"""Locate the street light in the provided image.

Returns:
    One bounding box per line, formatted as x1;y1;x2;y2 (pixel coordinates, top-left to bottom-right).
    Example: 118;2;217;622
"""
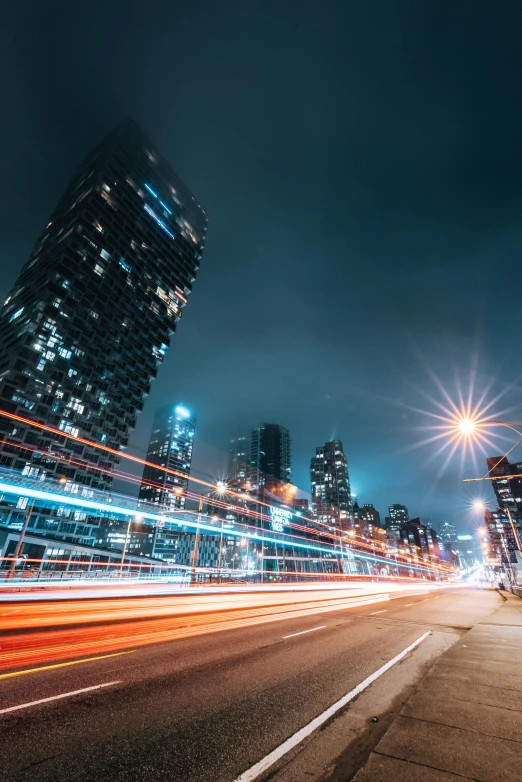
458;418;477;435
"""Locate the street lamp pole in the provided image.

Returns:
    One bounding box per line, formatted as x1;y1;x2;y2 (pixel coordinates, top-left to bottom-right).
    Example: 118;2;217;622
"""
7;498;35;579
217;517;224;584
190;494;204;584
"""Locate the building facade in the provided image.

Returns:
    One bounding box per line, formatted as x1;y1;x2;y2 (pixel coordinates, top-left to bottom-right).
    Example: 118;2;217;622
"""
399;518;440;565
355;502;381;534
228;436;249;487
439;521;458;548
486;456;522;521
249;423;292;493
0;120;206;492
139;404;196;510
310;440;352;533
386;504;410;538
484;508;518;566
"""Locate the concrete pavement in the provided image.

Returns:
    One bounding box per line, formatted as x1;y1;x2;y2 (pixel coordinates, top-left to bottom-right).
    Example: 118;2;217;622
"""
353;590;522;782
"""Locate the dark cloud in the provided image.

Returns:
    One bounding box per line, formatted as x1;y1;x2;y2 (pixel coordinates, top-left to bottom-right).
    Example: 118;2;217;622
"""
2;0;522;529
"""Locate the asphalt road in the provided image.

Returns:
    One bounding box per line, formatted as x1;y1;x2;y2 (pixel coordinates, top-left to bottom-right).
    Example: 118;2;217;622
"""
0;586;498;782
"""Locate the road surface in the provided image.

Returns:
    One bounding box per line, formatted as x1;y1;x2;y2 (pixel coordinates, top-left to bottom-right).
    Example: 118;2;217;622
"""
0;585;498;781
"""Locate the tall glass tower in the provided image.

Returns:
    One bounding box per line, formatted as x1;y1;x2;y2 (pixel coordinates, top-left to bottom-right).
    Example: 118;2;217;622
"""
139;404;196;510
249;423;292;493
227;436;249;486
310;440;352;533
0;120;207;491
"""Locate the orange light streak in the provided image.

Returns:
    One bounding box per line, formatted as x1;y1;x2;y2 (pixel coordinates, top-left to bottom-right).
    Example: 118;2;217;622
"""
0;584;443;671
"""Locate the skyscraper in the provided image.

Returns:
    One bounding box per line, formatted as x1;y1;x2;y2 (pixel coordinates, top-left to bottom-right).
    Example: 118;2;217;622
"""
249;423;292;493
310;440;352;532
0;120;206;490
139;404;196;510
228;436;249;486
439;521;458;549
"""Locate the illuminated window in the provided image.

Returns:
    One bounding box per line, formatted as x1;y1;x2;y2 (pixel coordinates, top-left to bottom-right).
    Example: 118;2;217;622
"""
9;307;24;322
59;421;79;437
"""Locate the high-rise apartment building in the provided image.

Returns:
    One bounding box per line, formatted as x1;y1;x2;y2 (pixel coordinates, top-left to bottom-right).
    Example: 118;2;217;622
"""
399;517;439;562
486;456;522;520
249;423;291;492
228;436;249;486
0;120;206;491
139;404;196;510
357;503;381;530
310;440;352;532
386;504;409;538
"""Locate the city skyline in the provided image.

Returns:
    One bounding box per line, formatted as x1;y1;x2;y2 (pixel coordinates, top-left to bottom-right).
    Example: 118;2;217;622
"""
2;7;519;779
2;3;522;531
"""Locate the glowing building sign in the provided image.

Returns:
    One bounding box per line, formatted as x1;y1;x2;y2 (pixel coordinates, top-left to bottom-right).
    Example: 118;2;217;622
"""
270;505;293;532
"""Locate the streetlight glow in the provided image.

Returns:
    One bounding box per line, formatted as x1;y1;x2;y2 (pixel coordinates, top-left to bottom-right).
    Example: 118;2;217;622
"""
458;418;476;435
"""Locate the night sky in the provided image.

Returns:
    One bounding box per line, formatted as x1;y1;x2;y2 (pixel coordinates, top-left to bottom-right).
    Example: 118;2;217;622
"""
2;1;522;530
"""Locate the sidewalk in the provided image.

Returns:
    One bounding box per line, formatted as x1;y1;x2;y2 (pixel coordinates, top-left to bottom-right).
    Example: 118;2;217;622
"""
353;590;522;781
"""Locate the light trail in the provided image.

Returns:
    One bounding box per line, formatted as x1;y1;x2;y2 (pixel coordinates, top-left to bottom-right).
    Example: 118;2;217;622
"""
0;583;422;631
0;409;454;577
0;583;445;671
0;474;451;575
0;435;373;554
0;408;216;489
0;409;435;561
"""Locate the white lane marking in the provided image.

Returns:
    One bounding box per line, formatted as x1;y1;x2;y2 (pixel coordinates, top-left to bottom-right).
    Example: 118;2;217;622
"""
282;626;326;639
0;681;121;715
369;610;386;615
232;631;431;782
